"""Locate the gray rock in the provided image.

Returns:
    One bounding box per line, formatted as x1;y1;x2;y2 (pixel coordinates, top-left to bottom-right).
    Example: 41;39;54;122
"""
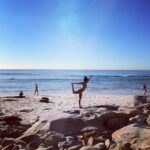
64;110;80;114
27;140;42;150
119;107;143;118
17;134;41;144
107;118;125;131
40;97;49;103
2;144;15;150
79;146;95;150
46;146;57;150
129;115;146;124
44;131;65;146
24;111;84;136
66;136;75;141
3;115;22;125
93;142;106;150
81;126;98;133
1;138;26;147
98;112;129;131
58;140;81;149
68;145;82;150
146;115;150;126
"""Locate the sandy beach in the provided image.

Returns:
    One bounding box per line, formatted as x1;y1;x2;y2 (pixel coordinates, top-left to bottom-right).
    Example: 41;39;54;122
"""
0;93;134;125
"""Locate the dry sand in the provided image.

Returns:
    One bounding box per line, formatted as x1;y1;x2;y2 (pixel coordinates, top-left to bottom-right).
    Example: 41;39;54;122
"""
0;93;134;125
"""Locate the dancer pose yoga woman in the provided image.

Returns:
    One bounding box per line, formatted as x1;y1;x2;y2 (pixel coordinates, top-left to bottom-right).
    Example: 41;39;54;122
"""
72;75;92;108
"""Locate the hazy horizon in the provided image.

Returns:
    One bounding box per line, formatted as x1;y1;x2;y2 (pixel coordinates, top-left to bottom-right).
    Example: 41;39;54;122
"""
0;0;150;70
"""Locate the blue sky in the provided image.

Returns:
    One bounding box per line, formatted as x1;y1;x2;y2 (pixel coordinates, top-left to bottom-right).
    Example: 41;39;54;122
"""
0;0;150;69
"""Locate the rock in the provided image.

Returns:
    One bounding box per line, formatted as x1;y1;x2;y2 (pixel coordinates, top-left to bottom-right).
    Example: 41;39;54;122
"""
93;142;106;150
97;112;129;131
122;142;133;150
3;115;22;125
134;95;147;106
101;131;112;140
92;105;119;110
66;136;75;141
58;140;81;149
8;129;22;138
81;126;98;133
79;146;94;150
87;137;94;146
46;146;57;150
24;111;85;136
17;134;41;144
119;107;143;118
109;143;123;150
44;131;65;147
129;115;146;124
68;145;82;150
112;124;150;149
27;140;42;150
105;139;111;149
147;115;150;126
50;115;85;135
83;130;97;139
1;138;26;147
40;97;49;103
143;109;150;116
19;109;33;112
107;118;125;131
64;110;80;114
109;142;133;150
1;144;15;150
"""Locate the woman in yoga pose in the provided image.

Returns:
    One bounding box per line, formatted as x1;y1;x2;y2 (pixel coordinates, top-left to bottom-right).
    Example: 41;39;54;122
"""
72;75;92;108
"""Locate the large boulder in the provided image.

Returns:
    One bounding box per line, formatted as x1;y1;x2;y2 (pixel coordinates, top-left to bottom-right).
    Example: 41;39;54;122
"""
24;110;105;136
23;111;86;136
98;112;129;131
112;124;150;149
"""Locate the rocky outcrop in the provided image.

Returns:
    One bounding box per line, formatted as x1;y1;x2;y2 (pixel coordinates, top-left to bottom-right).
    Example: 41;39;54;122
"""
112;124;150;149
1;101;150;149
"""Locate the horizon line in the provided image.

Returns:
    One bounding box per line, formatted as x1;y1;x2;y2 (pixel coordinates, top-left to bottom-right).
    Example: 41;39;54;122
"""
0;68;150;71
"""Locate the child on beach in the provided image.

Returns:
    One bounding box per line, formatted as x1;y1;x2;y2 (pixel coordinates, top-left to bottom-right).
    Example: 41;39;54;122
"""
72;75;92;108
34;84;39;96
143;84;147;96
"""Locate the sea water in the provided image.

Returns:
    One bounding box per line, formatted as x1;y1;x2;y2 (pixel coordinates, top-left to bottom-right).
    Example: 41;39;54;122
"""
0;69;150;95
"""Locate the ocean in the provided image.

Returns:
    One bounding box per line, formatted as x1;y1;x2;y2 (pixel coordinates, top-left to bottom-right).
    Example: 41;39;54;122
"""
0;70;150;95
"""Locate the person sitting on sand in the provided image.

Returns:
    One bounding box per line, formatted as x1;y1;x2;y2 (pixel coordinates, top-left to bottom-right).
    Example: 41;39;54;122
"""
34;84;39;96
143;84;147;96
72;75;92;108
19;91;24;98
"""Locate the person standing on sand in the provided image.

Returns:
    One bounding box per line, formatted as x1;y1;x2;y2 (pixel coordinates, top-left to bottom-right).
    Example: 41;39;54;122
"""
71;75;92;108
143;84;147;96
34;84;39;96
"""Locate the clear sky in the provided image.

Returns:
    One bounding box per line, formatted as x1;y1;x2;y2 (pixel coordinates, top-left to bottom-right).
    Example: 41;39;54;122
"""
0;0;150;70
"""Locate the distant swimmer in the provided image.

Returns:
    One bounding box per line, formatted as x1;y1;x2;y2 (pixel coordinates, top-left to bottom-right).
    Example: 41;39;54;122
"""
34;84;39;96
71;75;92;108
143;84;147;96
